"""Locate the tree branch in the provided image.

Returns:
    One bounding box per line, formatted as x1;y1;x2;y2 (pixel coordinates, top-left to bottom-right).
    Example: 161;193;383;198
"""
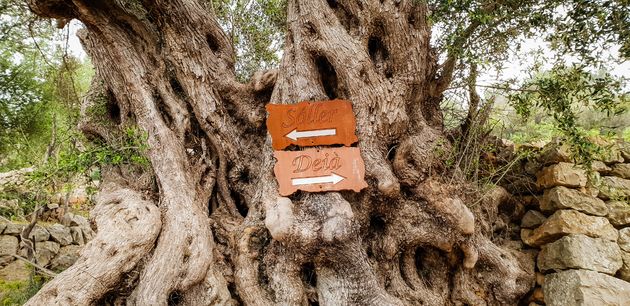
431;21;481;97
12;254;58;278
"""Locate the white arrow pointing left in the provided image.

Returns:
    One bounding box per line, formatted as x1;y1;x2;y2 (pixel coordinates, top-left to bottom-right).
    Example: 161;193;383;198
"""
286;128;336;141
291;173;345;186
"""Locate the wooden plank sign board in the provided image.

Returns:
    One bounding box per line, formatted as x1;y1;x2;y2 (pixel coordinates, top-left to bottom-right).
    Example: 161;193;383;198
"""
273;147;368;196
266;99;359;150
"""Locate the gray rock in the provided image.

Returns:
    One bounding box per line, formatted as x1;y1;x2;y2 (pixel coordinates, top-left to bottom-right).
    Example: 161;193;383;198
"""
606;201;630;227
65;213;89;227
540;186;608;216
539;142;571;165
47;224;73;246
0;221;5;233
0;235;18;266
0;260;30;281
544;269;630;306
610;163;630;179
28;225;50;242
50;245;81;271
598;176;630;200
521;210;547;229
2;222;24;236
619;251;630;282
34;241;60;267
537;234;622;274
523;210;618;247
70;226;85;245
0;235;18;256
537;162;587;189
82;227;95;242
592;160;611;173
619;227;630;252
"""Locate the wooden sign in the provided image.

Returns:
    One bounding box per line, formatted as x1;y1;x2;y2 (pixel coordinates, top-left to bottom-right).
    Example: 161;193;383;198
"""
266;99;359;150
273;147;367;196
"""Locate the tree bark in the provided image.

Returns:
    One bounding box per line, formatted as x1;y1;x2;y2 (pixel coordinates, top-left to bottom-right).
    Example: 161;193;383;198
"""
27;1;534;305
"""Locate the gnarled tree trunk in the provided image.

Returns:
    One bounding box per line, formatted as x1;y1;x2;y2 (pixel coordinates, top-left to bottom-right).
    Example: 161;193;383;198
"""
27;1;534;305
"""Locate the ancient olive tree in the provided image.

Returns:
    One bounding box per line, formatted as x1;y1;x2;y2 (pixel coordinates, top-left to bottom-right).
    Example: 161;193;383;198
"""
24;0;625;305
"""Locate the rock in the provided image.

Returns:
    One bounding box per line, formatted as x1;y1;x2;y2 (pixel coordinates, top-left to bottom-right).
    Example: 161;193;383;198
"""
598;176;630;200
0;221;5;233
610;163;630;179
539;142;571;165
0;235;18;265
80;223;95;242
619;251;630;282
70;226;85;245
523;210;618;247
592;160;612;173
537;162;587;189
619;228;630;252
544;269;630;306
49;245;81;271
65;213;89;227
540;186;608;216
537;234;622;274
521;210;547;228
47;202;60;209
28;225;50;242
521;228;533;242
47;224;73;246
520;141;548;151
606;201;630;227
0;260;30;282
0;235;18;256
2;222;24;236
34;241;60;267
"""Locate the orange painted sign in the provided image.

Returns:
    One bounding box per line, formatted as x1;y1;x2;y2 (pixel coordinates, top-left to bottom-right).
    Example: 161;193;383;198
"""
273;147;367;196
266;99;359;150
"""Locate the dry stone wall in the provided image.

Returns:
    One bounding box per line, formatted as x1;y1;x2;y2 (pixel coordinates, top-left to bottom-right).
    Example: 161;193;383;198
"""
518;141;630;306
0;214;95;282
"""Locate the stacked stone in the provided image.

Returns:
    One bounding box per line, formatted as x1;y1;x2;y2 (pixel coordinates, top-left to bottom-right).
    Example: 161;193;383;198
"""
0;213;94;282
520;142;630;306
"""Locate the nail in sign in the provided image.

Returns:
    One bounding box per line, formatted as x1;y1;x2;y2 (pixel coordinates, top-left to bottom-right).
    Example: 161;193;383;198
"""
273;147;368;196
266;99;359;150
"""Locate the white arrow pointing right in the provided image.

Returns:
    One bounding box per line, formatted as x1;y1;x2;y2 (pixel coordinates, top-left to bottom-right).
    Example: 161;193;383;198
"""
291;173;345;186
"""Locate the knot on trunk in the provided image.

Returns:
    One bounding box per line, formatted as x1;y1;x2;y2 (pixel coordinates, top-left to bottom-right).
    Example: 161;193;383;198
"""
251;69;278;92
393;130;450;187
264;193;356;249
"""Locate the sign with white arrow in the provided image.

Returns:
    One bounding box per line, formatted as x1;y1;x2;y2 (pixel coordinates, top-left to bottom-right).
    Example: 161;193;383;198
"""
292;173;345;186
273;147;367;196
266;99;358;150
286;128;336;141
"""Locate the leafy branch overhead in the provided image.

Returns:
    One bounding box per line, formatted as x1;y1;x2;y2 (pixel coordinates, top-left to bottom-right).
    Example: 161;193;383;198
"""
509;65;629;164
